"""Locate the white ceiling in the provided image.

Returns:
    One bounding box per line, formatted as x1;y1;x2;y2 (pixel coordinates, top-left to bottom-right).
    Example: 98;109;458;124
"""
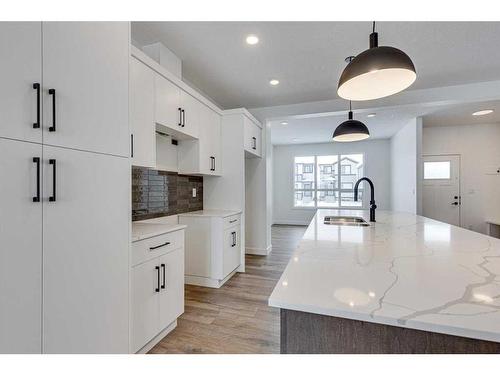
423;100;500;127
132;21;500;109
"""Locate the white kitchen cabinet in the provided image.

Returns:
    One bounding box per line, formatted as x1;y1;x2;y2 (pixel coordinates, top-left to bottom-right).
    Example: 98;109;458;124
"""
131;232;185;353
0;22;42;143
42;146;130;354
154;72;181;132
244;116;262;158
0;138;42;353
130;56;156;168
179;211;242;288
178;104;221;176
131;258;160;353
179;90;200;139
42;22;129;157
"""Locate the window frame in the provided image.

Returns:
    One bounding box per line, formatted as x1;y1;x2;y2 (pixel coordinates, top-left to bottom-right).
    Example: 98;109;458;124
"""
293;154;365;209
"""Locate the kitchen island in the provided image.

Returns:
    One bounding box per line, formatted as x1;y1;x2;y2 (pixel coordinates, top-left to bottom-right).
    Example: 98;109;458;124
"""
269;209;500;353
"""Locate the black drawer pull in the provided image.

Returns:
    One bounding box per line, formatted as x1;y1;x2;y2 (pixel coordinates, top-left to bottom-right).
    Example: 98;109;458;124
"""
161;264;166;289
33;83;40;129
48;89;56;132
49;159;56;202
178;108;182;127
181;109;185;127
32;157;40;202
149;241;170;251
252;136;256;150
229;219;237;223
155;266;160;293
231;231;236;247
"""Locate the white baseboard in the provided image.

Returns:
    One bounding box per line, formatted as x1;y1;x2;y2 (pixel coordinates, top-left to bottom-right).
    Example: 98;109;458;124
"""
136;319;177;354
273;219;310;226
185;268;238;289
246;245;272;256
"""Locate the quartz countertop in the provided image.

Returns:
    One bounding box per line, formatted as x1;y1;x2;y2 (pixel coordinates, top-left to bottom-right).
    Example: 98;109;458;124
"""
177;209;242;218
269;209;500;343
132;222;186;242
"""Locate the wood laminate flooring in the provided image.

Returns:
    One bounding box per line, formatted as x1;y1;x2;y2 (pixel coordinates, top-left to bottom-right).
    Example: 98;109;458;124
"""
149;224;307;354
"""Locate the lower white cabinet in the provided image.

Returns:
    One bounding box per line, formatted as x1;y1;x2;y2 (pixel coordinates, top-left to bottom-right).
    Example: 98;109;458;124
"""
179;211;241;288
131;231;185;353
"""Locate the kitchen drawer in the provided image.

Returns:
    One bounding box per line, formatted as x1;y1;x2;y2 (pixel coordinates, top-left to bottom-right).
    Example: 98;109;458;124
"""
222;226;240;278
223;214;241;229
132;230;184;267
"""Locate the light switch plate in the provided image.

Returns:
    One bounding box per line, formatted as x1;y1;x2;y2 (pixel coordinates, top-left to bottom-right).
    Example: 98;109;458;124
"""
192;188;196;197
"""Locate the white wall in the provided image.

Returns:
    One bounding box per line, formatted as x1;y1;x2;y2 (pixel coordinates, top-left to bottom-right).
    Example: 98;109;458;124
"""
273;139;391;225
422;122;500;234
390;118;421;213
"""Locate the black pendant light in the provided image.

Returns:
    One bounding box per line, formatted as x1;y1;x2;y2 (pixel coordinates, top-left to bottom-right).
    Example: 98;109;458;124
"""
332;101;370;142
337;22;416;101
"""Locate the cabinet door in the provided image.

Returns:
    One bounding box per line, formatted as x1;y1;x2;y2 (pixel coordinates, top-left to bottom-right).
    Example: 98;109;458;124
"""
180;90;200;139
252;125;262;157
131;259;160;353
42;22;129;156
243;117;253;152
154;73;181;130
159;248;185;330
197;104;214;175
222;226;241;278
130;57;156;168
42;146;129;353
0;138;42;353
210;110;222;175
0;22;42;143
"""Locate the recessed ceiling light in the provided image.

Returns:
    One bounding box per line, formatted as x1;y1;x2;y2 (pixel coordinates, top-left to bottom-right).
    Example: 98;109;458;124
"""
280;121;288;125
472;109;494;116
245;35;259;45
292;138;299;142
367;113;376;118
269;79;280;86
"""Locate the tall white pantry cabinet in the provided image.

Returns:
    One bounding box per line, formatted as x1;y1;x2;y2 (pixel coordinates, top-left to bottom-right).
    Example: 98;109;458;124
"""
0;22;130;353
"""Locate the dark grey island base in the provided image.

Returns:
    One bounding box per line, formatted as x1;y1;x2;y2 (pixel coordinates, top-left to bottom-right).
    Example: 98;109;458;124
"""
280;309;500;354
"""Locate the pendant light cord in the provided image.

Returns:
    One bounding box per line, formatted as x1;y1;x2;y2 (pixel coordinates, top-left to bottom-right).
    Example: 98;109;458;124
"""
372;21;376;33
349;101;352;111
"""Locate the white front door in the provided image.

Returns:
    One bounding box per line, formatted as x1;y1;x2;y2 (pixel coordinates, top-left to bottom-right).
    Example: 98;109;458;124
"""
422;154;461;226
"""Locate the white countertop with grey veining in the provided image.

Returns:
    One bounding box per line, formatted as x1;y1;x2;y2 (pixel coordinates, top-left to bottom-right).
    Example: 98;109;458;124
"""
269;209;500;343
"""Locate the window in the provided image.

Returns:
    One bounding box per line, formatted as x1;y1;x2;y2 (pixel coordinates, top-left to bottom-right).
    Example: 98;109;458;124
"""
424;161;450;179
294;154;364;208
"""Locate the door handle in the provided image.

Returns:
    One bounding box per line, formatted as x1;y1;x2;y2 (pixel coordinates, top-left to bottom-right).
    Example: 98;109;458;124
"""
178;107;182;127
161;264;166;289
149;241;170;251
48;89;56;132
213;156;216;171
155;266;160;293
451;202;459;206
181;109;185;127
49;159;56;202
32;157;40;202
231;231;236;247
252;137;256;150
130;134;134;158
33;83;40;129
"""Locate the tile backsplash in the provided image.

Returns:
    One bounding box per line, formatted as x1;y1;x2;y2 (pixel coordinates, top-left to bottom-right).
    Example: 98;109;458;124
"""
132;167;203;221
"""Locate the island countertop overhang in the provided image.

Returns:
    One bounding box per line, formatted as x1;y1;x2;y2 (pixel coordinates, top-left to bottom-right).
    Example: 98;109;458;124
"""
269;209;500;343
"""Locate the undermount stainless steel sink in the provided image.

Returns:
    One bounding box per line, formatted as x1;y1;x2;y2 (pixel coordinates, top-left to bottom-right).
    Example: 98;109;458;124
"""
323;216;370;226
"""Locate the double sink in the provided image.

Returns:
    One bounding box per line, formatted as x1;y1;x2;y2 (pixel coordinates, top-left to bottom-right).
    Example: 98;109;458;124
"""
323;216;370;227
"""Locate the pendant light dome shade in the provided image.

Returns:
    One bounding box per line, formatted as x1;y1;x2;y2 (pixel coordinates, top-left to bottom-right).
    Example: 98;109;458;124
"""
332;110;370;142
337;24;416;101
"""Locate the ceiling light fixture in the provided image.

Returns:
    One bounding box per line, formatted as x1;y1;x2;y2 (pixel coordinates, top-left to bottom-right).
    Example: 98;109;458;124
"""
245;35;259;45
367;113;376;118
333;101;370;142
292;138;299;142
280;121;288;125
269;79;280;86
472;109;494;116
337;22;416;101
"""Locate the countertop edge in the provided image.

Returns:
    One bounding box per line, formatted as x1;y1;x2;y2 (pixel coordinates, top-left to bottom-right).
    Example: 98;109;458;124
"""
132;224;187;243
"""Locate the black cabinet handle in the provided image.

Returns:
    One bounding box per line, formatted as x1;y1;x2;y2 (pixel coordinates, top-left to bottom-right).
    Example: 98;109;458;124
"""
231;231;236;247
130;134;134;158
33;83;40;129
32;157;40;202
252;137;257;150
181;109;185;127
213;156;216;171
161;264;166;289
178;108;182;127
49;159;56;202
48;89;56;132
229;219;237;223
155;266;160;293
149;241;170;251
210;156;215;171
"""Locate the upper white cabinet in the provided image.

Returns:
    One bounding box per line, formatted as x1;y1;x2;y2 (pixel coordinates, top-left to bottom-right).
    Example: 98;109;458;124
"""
42;22;129;156
178;104;221;176
130;57;156;168
244;117;262;158
0;22;42;144
154;72;181;132
0;138;42;353
179;90;200;139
